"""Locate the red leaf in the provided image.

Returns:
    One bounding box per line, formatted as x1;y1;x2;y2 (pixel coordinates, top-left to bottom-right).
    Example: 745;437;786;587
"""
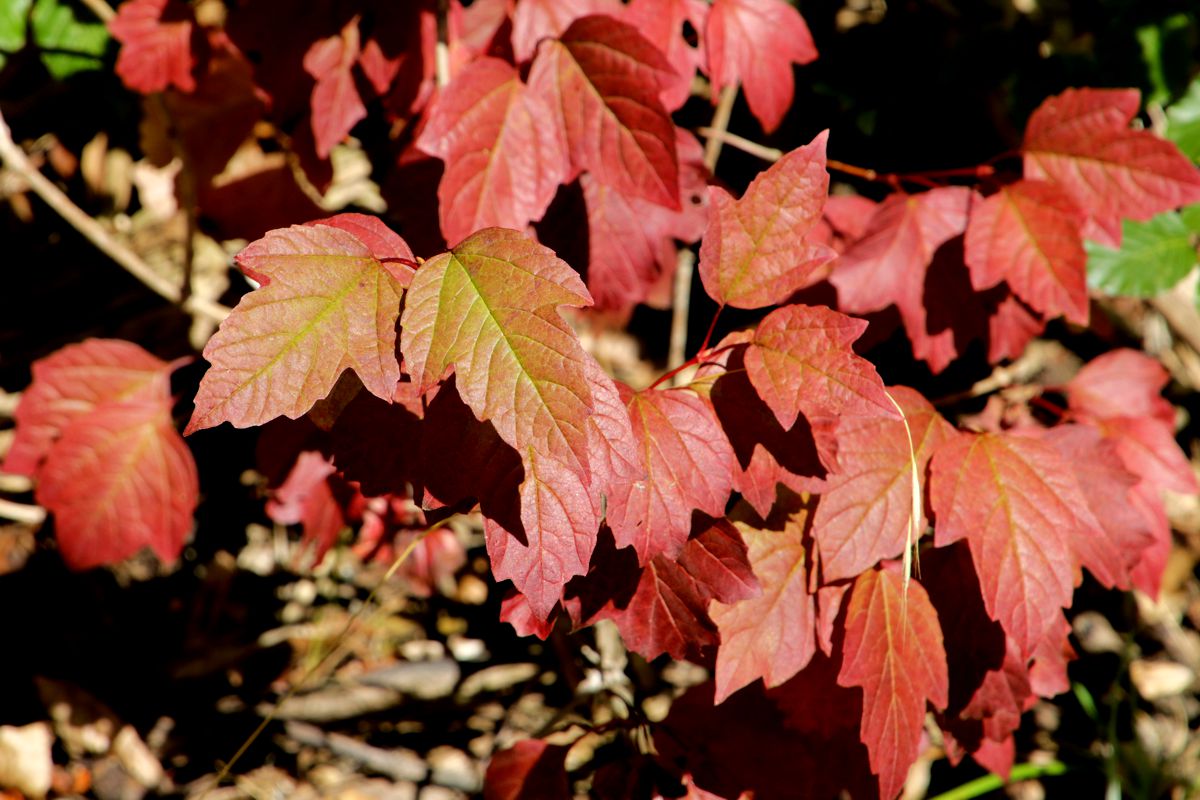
930;431;1087;657
987;293;1044;364
624;0;709;111
109;0;197;94
306;212;416;283
500;591;556;640
303;17;367;159
1129;481;1172;599
1066;348;1175;429
526;15;680;209
572;521;757;662
580;364;647;558
1023;88;1200;244
38;402;197;570
964;180;1089;324
578;129;708;312
830;187;972;365
745;303;895;430
699;132;834;309
187;221;408;433
813;386;955;581
604;386;736;563
838;568;948;800
705;341;837;519
417;58;568;245
1095;415;1197;496
1037;425;1156;590
484;739;571;800
401;228;595;480
510;0;622;63
6;339;176;478
711;499;818;701
705;0;817;133
267;450;349;564
485;447;599;621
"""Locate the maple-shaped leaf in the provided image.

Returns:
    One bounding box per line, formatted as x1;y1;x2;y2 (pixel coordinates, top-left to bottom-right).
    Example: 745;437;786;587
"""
711;498;818;702
187;220;409;434
1038;425;1156;591
930;431;1089;658
964;180;1089;324
38;401;197;570
308;213;417;278
577;129;708;313
400;227;595;478
1094;415;1197;496
745;303;895;430
704;340;838;519
813;386;955;582
510;0;622;63
987;292;1044;364
484;739;571;800
5;339;177;478
568;521;757;662
624;0;708;111
580;363;647;557
705;0;817;134
417;57;568;246
838;567;948;800
604;386;736;563
698;132;834;309
830;187;972;363
1022;88;1200;244
526;15;680;209
485;446;599;621
266;450;349;564
1066;348;1175;429
108;0;197;94
304;16;367;159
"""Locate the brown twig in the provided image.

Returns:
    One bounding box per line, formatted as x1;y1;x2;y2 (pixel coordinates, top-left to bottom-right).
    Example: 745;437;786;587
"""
0;108;230;322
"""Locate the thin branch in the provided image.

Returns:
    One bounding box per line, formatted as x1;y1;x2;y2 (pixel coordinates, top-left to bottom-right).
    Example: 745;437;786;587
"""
667;248;695;375
0;498;45;526
0;109;230;322
699;126;782;164
434;0;451;89
702;83;739;172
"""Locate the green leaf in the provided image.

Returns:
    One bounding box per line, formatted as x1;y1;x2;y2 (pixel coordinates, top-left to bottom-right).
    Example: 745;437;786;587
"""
1086;210;1197;297
0;0;31;71
30;0;109;79
1167;77;1200;163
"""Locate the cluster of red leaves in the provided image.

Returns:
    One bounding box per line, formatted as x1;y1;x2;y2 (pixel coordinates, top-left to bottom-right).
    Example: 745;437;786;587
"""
4;340;196;570
6;1;1194;798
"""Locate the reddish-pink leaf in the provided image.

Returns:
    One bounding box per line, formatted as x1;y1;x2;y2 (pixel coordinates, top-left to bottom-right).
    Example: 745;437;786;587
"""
698;132;834;308
401;228;595;479
580;365;647;558
1038;425;1156;590
624;0;709;111
38;402;197;570
5;339;176;478
706;0;817;133
1066;348;1175;429
485;447;599;621
417;58;569;246
526;15;680;209
711;501;818;702
510;0;621;63
305;212;416;284
964;180;1089;324
838;568;948;800
1129;481;1171;599
813;386;955;581
578;129;708;312
575;521;758;662
109;0;197;94
266;450;348;564
605;386;736;563
830;187;972;363
187;221;408;433
303;17;367;159
987;293;1044;364
1095;415;1198;496
1023;88;1200;244
745;303;895;430
500;591;557;640
484;739;571;800
930;431;1087;657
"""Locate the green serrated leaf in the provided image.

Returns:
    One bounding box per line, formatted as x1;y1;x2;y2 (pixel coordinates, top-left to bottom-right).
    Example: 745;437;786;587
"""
0;0;32;70
1086;211;1197;297
1167;77;1200;163
30;0;109;80
1180;202;1200;234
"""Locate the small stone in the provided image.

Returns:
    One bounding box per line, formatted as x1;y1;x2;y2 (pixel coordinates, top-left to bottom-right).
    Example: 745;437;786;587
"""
457;663;539;700
1130;659;1194;701
427;746;481;792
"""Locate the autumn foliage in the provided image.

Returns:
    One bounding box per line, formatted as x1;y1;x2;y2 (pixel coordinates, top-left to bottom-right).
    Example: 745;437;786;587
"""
7;0;1200;797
